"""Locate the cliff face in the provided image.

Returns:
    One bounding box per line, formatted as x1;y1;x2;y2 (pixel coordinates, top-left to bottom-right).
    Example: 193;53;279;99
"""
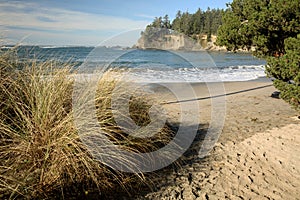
136;33;201;51
136;33;227;51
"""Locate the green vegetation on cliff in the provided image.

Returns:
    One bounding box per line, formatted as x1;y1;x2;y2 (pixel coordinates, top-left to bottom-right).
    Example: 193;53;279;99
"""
145;8;224;41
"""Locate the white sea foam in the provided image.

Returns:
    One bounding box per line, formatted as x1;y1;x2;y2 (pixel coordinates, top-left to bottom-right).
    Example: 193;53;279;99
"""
0;46;13;49
40;46;67;49
127;65;266;83
73;65;266;83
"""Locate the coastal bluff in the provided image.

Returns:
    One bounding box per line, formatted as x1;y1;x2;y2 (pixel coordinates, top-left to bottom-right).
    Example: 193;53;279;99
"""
135;32;227;51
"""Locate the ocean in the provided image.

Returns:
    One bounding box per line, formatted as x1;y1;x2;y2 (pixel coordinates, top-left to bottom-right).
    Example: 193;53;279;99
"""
5;46;267;83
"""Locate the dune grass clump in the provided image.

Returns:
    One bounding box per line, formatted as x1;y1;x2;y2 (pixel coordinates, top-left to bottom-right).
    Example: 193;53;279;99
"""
95;71;175;153
0;59;114;198
0;50;176;199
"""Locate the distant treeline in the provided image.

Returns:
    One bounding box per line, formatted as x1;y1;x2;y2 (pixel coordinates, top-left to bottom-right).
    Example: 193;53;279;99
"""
146;8;224;41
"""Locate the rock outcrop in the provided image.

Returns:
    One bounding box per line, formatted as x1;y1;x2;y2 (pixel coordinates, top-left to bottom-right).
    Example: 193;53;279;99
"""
135;32;227;51
136;32;201;51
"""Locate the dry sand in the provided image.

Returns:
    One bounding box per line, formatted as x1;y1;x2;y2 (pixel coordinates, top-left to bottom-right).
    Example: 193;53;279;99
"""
132;79;300;200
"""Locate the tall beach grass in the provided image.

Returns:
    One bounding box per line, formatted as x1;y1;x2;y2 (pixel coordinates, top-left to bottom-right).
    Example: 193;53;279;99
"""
0;48;175;199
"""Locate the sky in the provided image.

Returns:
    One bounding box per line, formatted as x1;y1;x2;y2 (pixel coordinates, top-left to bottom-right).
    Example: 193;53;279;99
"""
0;0;231;46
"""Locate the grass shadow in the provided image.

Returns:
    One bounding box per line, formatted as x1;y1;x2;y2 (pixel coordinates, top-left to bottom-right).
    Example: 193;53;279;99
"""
96;123;211;200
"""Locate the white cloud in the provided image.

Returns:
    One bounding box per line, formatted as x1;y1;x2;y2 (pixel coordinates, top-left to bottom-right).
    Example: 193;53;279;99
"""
0;2;149;30
1;25;144;47
0;1;150;45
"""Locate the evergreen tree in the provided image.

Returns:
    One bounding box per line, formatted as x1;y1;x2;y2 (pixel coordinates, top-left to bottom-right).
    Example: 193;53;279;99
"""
266;35;300;110
217;0;300;110
203;7;213;41
217;0;300;56
172;11;182;32
152;17;163;28
192;8;203;34
142;6;224;44
163;15;171;29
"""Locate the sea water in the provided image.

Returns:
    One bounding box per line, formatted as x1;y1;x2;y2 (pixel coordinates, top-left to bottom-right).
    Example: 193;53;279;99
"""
10;46;266;83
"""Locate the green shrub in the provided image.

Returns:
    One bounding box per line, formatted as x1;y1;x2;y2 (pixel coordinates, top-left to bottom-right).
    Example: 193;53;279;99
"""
217;0;300;112
266;35;300;110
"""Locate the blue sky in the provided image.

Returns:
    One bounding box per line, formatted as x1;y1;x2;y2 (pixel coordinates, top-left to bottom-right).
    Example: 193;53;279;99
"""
0;0;231;46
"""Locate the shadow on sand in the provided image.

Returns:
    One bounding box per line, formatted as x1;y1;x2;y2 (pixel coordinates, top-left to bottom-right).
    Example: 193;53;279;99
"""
82;84;277;199
101;123;212;200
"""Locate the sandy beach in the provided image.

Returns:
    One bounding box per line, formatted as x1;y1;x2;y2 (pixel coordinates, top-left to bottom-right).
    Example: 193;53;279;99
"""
2;1;299;198
131;78;300;199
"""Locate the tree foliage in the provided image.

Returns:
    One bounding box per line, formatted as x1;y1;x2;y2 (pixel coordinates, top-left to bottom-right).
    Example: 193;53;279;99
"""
218;0;300;110
146;8;224;39
217;0;300;56
266;35;300;110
